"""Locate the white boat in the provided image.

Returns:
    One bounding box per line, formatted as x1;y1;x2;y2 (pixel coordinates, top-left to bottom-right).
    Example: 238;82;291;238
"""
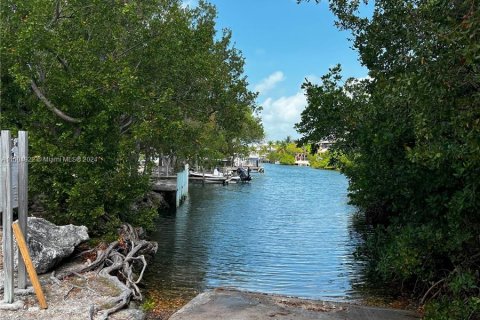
189;171;223;178
189;170;227;183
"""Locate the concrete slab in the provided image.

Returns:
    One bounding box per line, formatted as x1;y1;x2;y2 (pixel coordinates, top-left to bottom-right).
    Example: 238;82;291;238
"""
169;288;419;320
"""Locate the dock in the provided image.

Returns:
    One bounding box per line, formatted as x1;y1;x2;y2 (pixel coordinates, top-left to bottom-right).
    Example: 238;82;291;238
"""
150;164;189;207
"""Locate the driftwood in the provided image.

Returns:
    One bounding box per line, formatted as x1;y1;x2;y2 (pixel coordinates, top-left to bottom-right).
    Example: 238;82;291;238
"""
55;224;158;320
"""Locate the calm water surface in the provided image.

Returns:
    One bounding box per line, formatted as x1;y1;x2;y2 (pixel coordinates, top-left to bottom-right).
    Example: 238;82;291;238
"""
145;164;364;301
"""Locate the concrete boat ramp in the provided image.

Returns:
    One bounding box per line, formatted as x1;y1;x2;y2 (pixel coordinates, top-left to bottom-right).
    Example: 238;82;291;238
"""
169;288;419;320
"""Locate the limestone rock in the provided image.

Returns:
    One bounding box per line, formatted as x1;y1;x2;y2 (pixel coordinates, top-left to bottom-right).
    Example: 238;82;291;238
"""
26;217;89;274
109;308;146;320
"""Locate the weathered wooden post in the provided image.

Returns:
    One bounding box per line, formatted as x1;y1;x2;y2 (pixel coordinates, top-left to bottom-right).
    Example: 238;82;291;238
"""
1;130;14;303
1;130;28;302
184;164;189;200
17;131;28;289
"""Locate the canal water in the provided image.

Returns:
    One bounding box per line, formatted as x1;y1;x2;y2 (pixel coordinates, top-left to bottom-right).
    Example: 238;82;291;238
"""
145;163;364;305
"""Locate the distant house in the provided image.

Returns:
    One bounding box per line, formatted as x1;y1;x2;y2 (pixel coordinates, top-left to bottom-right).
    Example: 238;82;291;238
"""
233;152;261;167
246;152;260;167
317;140;334;153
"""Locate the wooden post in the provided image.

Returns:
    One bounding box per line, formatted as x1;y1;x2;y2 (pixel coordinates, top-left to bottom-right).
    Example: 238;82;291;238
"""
166;157;169;177
184;164;189;200
1;130;14;303
176;168;182;208
12;221;48;309
176;173;180;208
17;131;28;289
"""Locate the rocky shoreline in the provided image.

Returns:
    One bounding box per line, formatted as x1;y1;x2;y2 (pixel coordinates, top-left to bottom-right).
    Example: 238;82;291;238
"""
0;219;155;320
0;268;145;320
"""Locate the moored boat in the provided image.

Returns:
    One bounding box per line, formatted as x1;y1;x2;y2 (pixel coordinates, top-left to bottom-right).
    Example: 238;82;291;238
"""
189;171;227;184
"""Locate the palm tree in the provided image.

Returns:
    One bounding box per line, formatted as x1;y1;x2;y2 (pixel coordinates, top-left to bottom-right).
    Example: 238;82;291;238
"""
267;140;274;152
277;140;288;154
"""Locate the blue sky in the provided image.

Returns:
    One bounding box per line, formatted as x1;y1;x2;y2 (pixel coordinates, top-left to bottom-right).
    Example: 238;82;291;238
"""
184;0;368;141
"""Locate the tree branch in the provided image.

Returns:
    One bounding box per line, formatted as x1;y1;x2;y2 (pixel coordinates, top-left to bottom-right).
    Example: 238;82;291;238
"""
420;278;446;305
30;80;82;123
47;0;61;28
120;115;134;134
56;55;71;72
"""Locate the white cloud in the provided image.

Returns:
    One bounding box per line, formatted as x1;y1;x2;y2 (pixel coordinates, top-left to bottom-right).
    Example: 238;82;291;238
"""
254;71;285;95
261;92;306;141
258;73;370;141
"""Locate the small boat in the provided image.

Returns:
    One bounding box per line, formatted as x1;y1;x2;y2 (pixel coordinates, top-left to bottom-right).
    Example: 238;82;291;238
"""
189;170;227;184
189;172;224;178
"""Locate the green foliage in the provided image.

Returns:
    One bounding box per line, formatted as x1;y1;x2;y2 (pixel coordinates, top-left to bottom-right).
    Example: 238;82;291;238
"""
266;139;305;165
278;153;295;165
0;0;263;234
297;0;480;317
308;150;349;170
309;152;332;169
140;297;156;312
424;296;480;320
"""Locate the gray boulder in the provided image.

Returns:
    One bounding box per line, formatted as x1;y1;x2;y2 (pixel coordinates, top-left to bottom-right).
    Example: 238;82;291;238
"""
25;217;89;274
109;309;146;320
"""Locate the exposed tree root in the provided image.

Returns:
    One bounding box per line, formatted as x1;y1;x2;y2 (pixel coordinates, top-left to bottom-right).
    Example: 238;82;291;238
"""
54;224;158;319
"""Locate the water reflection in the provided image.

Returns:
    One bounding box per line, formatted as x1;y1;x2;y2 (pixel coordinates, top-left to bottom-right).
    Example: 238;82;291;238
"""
145;164;364;301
